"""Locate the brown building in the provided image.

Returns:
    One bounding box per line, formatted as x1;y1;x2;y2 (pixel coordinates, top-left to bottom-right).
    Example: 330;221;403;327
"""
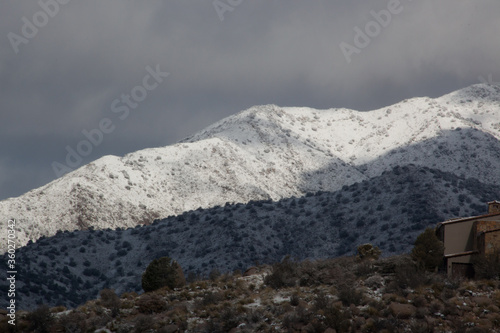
436;201;500;277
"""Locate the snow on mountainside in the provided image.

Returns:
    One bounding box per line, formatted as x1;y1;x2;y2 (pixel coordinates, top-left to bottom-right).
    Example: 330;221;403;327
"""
1;84;500;251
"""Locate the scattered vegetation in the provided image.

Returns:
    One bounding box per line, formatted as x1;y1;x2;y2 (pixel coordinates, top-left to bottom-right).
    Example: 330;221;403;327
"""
8;249;500;333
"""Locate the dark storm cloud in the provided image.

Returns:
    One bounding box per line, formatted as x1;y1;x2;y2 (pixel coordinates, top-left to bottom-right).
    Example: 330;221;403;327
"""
1;0;499;199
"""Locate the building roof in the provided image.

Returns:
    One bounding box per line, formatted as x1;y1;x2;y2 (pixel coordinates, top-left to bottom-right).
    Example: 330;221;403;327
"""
488;200;500;204
436;211;500;229
444;250;478;259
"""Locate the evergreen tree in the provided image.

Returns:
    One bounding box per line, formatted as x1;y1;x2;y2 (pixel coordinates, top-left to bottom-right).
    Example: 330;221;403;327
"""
411;228;444;271
141;257;185;292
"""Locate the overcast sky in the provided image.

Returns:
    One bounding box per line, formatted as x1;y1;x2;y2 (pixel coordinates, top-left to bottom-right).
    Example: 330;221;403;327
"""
0;0;499;200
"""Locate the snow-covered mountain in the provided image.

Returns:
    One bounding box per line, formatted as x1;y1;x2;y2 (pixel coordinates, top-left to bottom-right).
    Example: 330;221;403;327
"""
1;84;500;251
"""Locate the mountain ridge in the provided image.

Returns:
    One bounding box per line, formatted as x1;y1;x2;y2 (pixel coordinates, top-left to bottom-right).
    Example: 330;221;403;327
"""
1;84;500;251
2;164;500;309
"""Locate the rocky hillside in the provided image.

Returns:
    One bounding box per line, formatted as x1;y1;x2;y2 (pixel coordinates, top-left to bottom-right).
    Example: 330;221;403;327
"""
1;84;500;252
5;255;500;333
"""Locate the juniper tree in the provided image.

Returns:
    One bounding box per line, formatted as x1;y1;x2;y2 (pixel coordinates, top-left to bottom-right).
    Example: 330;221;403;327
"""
141;257;185;292
411;228;444;271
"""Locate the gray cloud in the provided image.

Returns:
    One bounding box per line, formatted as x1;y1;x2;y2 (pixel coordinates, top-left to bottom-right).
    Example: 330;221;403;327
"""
1;0;499;199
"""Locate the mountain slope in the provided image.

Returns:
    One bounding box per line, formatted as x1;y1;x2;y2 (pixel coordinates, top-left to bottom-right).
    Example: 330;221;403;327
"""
1;84;500;251
2;164;500;310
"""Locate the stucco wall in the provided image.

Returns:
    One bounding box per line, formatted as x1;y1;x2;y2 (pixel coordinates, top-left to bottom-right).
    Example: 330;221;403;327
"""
480;230;500;255
442;220;476;255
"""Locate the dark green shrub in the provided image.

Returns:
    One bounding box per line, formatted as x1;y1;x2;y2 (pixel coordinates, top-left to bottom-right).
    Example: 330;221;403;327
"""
82;268;100;277
27;304;54;333
141;257;185;292
290;293;300;306
411;228;444;271
337;283;363;306
62;266;70;275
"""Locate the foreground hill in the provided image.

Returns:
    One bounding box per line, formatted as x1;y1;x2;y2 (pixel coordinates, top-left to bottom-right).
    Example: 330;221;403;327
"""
5;255;500;333
1;84;500;251
2;164;499;310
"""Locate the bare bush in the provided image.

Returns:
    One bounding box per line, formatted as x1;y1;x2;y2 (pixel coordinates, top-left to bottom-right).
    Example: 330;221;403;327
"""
57;311;87;333
99;289;121;317
264;256;298;289
137;293;168;314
